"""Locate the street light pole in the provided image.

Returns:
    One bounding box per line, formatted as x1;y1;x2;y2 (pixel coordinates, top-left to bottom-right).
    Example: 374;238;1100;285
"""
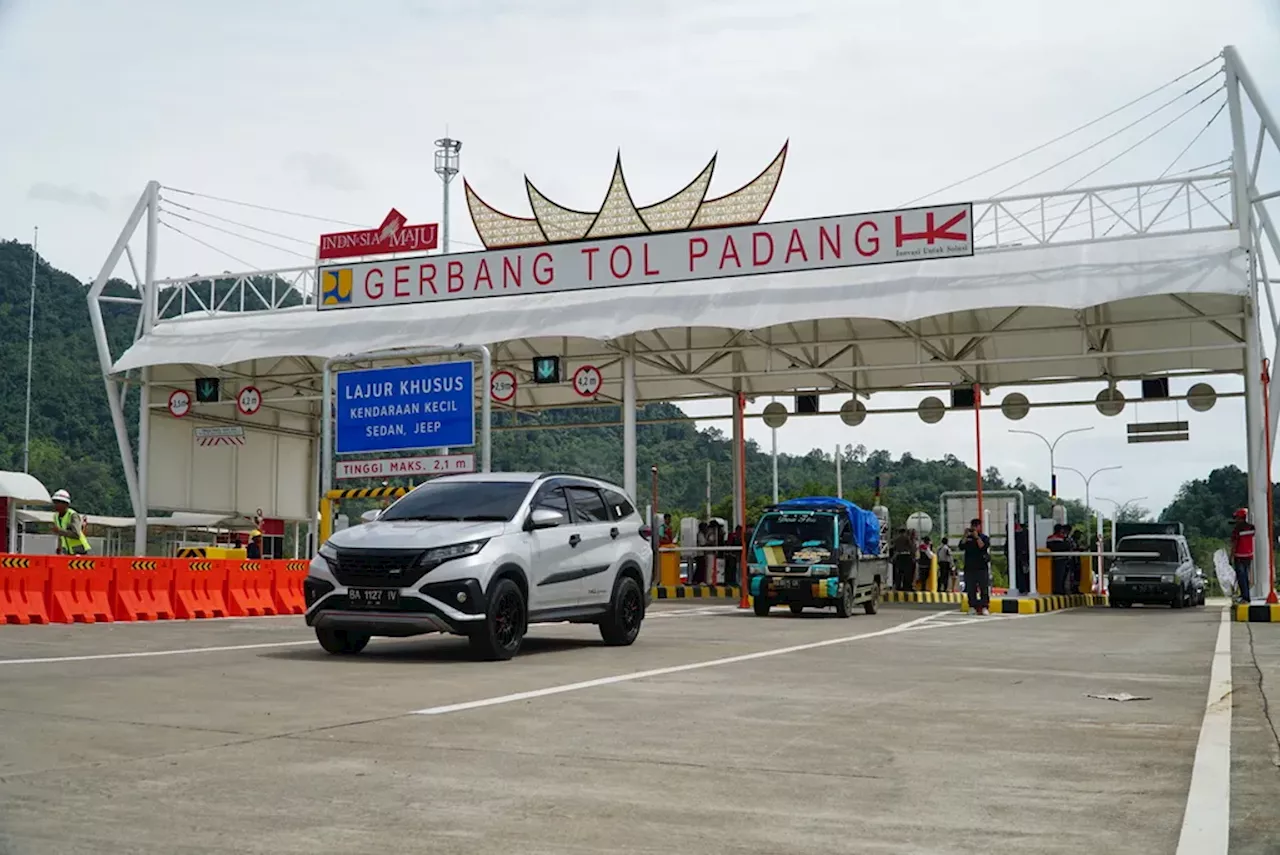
1056;465;1123;518
1008;426;1095;499
1095;494;1148;554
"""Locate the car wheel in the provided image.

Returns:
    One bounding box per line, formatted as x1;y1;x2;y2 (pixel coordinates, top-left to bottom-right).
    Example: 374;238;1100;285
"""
1171;587;1184;609
1109;598;1121;608
1197;590;1206;607
470;577;526;661
789;604;804;615
600;575;645;646
864;583;880;615
753;594;771;617
836;581;856;618
315;627;370;655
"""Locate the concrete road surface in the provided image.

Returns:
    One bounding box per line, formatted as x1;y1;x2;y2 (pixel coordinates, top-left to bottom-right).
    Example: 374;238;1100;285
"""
0;600;1275;854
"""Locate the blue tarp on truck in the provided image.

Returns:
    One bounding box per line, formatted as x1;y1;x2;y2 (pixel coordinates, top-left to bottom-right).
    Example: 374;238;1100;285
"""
773;496;882;557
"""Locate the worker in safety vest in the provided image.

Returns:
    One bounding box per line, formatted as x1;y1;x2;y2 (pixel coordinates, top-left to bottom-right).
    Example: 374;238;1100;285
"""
50;489;91;555
1229;508;1255;604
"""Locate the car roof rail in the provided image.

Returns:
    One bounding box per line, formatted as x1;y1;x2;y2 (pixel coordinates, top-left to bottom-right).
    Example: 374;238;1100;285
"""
538;472;615;485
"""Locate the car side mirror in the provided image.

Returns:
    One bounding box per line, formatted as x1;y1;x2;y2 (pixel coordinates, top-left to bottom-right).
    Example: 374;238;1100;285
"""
360;509;382;523
528;508;566;530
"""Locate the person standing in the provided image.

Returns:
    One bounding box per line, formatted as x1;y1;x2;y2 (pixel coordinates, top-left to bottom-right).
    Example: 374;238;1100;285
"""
962;519;992;615
245;530;264;560
1046;525;1069;594
915;537;935;591
50;489;91;555
1013;522;1030;593
890;528;913;590
936;538;954;593
1229;508;1256;604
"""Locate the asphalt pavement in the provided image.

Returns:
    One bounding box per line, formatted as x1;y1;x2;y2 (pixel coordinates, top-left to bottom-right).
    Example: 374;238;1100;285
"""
0;600;1274;854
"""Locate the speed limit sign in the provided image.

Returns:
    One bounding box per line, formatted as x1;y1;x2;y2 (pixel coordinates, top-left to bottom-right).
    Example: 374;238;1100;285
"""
236;385;262;416
572;365;603;398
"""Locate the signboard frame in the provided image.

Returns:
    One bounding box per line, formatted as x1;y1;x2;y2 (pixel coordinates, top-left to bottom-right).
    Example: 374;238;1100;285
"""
335;453;476;480
334;360;476;455
315;202;973;311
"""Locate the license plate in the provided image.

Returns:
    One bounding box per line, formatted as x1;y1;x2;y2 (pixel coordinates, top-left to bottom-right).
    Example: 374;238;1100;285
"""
772;577;803;588
347;588;400;608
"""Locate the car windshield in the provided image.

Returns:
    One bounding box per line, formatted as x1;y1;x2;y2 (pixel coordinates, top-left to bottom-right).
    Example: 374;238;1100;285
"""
1116;537;1179;563
750;511;836;564
379;481;530;522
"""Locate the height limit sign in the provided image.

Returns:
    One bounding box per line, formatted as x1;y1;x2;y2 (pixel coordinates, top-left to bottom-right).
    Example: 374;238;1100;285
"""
572;365;603;398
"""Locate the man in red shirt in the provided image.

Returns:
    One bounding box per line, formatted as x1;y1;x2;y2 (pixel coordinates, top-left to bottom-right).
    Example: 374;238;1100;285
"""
1229;508;1255;604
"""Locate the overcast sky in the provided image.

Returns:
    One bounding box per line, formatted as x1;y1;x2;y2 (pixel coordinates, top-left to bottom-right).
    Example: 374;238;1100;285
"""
3;0;1279;517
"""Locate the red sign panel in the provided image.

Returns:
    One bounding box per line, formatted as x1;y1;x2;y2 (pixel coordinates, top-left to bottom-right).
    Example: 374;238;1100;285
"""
318;209;440;261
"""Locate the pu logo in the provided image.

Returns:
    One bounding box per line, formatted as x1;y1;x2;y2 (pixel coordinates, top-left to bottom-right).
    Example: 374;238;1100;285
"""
322;268;353;305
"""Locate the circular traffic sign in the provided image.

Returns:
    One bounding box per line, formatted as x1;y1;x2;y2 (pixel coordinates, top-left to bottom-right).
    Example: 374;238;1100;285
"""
168;389;192;418
236;385;263;416
490;370;517;403
572;365;603;398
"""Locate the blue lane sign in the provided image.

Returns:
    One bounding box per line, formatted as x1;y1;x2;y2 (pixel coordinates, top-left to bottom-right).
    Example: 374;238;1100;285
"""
335;361;475;454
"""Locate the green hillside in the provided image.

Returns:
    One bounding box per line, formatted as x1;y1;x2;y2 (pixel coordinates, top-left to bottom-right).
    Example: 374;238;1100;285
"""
0;239;1258;553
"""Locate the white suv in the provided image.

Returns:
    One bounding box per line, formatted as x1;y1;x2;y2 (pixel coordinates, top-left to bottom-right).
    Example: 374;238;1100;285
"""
305;472;653;660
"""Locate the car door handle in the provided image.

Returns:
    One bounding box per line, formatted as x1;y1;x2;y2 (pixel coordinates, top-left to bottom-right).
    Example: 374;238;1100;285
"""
569;534;581;547
610;527;619;539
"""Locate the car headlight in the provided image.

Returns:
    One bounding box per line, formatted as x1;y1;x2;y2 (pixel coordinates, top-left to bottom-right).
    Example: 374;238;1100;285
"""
420;539;489;568
1111;574;1126;583
318;542;338;563
1161;575;1174;584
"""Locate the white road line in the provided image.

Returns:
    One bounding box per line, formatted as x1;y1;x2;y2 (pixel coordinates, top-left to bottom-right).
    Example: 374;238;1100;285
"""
414;610;981;716
1175;607;1232;855
0;640;315;666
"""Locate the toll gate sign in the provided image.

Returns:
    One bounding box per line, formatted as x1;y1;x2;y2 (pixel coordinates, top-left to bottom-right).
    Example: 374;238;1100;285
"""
335;361;475;454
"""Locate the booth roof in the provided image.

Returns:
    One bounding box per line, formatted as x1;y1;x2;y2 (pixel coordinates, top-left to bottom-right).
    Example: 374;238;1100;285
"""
0;471;51;503
113;231;1246;377
16;510;236;529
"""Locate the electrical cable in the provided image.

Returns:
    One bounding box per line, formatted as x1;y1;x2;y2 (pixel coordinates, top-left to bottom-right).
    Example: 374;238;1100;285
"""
160;221;257;270
161;186;368;228
899;53;1223;206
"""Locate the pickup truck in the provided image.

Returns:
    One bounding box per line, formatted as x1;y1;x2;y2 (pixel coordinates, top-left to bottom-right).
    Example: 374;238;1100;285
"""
1108;533;1206;609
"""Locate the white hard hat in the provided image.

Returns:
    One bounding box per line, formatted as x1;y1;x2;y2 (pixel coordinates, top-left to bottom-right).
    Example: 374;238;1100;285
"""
51;489;71;503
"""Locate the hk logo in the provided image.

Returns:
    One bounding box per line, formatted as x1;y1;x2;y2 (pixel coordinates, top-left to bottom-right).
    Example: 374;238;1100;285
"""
322;268;353;305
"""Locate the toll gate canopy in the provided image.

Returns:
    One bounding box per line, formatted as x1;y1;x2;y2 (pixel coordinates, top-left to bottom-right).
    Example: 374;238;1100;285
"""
90;47;1280;599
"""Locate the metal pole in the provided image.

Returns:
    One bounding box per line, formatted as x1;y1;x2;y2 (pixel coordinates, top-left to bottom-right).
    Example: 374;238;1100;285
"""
1006;500;1018;596
623;350;637;500
1227;49;1269;600
705;462;711;520
974;383;983;522
835;444;842;499
771;428;779;503
1027;506;1038;596
134;182;159;557
737;392;750;609
23;227;37;474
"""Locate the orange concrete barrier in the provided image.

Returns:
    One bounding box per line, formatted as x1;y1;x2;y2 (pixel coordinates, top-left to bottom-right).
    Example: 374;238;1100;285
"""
48;555;114;623
172;559;229;619
111;558;176;621
272;559;309;615
0;555;50;625
225;560;278;617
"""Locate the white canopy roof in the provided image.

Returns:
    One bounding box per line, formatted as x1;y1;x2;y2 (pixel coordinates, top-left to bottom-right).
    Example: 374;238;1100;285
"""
0;471;51;503
114;232;1246;387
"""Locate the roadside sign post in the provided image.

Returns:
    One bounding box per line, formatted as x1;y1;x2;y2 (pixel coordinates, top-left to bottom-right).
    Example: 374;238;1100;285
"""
319;345;492;544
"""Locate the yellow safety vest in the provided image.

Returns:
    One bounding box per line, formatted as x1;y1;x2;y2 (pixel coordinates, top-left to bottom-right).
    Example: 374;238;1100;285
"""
55;508;91;554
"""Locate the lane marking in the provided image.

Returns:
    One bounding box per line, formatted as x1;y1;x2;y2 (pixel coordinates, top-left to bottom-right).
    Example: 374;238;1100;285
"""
413;610;1057;716
1175;607;1231;855
0;640;315;666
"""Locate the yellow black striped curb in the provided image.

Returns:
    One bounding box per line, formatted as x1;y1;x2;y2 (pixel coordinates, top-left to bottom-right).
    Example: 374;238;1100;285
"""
650;585;742;599
883;591;966;604
961;594;1109;614
1233;604;1280;622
